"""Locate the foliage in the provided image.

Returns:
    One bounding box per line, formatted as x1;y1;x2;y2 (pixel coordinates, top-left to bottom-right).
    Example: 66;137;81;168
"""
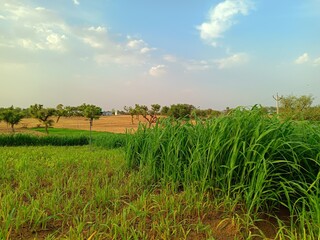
168;103;195;119
29;104;56;134
0;146;228;239
32;127;126;149
0;106;24;132
279;94;314;120
126;107;320;238
0;134;89;146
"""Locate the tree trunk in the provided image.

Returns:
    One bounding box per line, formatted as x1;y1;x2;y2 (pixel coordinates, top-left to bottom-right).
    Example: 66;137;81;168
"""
11;124;15;133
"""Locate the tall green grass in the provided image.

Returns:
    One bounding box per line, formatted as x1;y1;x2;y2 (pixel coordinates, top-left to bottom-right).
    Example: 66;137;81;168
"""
0;128;126;148
125;107;320;238
32;128;127;149
0;134;89;146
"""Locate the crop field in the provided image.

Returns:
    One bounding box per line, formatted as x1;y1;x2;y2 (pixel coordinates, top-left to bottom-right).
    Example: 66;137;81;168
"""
0;115;147;134
0;108;319;239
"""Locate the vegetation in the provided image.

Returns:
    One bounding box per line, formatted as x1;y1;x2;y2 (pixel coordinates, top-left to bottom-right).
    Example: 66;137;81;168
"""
29;104;56;134
78;104;102;145
0;146;233;239
126;107;320;239
0;134;89;146
0;106;25;132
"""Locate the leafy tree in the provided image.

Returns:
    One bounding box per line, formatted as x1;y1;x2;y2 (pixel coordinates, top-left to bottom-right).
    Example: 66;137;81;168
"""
139;104;161;127
29;104;56;134
1;106;25;132
280;95;314;120
79;104;102;145
169;104;195;119
160;106;170;115
124;106;136;124
55;104;66;123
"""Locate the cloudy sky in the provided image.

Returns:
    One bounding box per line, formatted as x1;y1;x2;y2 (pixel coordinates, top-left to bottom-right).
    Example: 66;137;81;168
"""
0;0;319;110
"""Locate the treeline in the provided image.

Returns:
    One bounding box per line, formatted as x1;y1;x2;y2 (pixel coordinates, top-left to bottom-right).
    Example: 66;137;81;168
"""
1;95;320;133
0;103;102;133
123;103;222;126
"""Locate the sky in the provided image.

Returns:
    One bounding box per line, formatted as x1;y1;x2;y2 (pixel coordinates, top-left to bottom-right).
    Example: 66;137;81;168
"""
0;0;319;111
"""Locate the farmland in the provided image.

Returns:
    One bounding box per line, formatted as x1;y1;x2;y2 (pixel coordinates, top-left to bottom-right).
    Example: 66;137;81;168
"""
0;110;319;239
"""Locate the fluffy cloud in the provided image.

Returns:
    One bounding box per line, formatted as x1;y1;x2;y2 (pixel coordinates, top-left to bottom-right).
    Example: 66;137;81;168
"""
163;54;177;62
215;53;248;69
149;65;167;77
185;60;210;71
72;0;80;5
126;37;156;54
294;53;309;64
0;3;68;52
313;57;320;66
197;0;254;46
88;26;106;33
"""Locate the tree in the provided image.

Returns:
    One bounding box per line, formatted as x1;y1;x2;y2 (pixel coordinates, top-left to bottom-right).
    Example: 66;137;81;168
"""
139;104;161;127
29;104;56;134
160;106;170;115
124;106;136;124
280;95;314;120
1;106;25;132
79;104;102;145
55;104;66;123
169;104;195;119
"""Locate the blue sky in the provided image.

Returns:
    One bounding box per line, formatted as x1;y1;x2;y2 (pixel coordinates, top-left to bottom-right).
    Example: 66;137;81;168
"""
0;0;319;110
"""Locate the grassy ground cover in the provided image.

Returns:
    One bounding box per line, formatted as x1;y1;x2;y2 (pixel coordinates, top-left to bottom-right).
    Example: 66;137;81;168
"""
126;108;320;239
0;128;126;149
0;146;247;240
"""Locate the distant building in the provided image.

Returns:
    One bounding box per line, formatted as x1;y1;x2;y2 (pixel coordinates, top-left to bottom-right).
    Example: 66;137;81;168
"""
102;111;113;116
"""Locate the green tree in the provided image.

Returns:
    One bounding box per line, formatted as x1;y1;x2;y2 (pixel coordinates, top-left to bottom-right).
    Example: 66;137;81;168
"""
160;106;170;115
124;106;136;124
79;104;102;145
280;95;314;120
29;104;56;134
139;104;161;127
55;104;66;123
169;104;195;119
1;106;25;132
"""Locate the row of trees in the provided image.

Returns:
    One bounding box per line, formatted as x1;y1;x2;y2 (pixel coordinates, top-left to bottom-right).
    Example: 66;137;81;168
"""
1;95;319;133
123;95;320;125
0;104;102;133
124;103;226;125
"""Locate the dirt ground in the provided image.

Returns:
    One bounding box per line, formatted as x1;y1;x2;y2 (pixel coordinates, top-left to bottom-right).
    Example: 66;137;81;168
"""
0;115;149;133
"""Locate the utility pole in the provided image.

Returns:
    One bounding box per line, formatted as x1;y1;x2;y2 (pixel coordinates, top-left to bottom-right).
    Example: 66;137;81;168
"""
273;93;283;115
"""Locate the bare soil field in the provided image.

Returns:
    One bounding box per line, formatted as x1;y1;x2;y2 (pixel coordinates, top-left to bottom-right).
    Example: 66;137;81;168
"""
0;115;149;133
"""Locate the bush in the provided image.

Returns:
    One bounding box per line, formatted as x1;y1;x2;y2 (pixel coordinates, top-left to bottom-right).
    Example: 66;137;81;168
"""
0;134;89;146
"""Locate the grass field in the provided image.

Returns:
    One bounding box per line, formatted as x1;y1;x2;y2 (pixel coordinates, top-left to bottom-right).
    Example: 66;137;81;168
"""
0;110;319;239
0;146;250;240
0;115;147;134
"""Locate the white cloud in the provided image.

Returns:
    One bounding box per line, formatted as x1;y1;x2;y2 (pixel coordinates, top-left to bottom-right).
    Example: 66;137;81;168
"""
127;39;145;49
294;53;309;64
185;60;210;71
197;0;254;46
163;54;177;62
83;37;104;48
126;38;156;54
140;47;156;54
73;0;80;5
0;15;6;20
313;57;320;66
215;53;248;69
149;65;167;77
88;26;106;33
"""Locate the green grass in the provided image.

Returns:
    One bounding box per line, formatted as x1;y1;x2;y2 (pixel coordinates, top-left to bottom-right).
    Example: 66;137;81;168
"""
31;127;107;137
0;128;126;148
126;107;320;239
0;146;240;239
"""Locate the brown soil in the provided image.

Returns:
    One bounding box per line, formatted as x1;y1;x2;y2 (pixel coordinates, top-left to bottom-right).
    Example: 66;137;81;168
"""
0;115;149;134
